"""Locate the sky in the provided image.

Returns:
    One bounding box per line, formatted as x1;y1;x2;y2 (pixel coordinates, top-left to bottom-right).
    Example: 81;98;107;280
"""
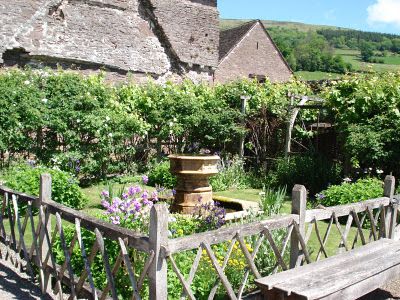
218;0;400;35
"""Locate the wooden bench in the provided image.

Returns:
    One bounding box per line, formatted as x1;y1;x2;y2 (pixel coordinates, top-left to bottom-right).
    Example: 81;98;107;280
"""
255;238;400;300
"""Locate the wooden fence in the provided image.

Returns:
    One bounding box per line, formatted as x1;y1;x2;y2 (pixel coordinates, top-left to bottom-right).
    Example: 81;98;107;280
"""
0;174;399;299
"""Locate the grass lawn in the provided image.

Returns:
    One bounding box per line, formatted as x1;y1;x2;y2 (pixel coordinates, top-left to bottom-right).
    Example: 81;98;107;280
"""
335;49;400;72
295;71;343;81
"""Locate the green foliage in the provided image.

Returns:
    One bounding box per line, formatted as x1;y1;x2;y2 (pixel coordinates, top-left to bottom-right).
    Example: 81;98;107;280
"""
147;160;177;189
3;163;88;209
260;186;287;216
325;72;400;173
268;29;352;73
360;41;375;62
316;178;383;207
210;157;251;192
267;154;343;195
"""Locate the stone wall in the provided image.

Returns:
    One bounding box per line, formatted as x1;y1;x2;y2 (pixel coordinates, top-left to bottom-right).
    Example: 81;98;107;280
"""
0;0;219;82
214;22;293;83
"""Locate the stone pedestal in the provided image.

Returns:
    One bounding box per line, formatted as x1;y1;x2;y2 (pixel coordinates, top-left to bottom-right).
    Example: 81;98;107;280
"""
169;154;220;214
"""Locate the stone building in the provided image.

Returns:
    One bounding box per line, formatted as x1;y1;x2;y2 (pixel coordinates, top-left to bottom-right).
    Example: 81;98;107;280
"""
215;20;293;83
0;1;291;83
0;0;219;82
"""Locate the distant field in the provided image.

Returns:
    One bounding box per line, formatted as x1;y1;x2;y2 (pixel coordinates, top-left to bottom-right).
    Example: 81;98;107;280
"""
334;49;400;72
295;71;343;81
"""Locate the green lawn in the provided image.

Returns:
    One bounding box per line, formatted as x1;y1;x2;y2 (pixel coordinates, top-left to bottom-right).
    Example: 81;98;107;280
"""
295;71;343;81
335;49;400;72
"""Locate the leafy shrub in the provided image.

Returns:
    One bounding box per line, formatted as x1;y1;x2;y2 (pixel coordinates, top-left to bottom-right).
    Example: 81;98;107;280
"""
147;160;177;189
325;72;400;174
260;186;287;216
3;163;88;209
316;178;383;207
267;154;342;195
210;157;251;192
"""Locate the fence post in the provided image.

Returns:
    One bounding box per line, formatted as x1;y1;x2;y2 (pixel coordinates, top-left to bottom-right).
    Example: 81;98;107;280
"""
39;173;52;294
149;203;169;300
384;175;396;239
290;184;307;269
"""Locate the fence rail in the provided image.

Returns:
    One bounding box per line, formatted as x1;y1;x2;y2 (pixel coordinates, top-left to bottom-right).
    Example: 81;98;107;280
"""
0;174;399;299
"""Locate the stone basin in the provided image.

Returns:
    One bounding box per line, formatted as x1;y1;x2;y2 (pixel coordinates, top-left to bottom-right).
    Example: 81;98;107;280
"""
169;154;220;213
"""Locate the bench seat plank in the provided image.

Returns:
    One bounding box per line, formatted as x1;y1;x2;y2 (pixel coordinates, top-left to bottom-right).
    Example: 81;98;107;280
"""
255;239;400;300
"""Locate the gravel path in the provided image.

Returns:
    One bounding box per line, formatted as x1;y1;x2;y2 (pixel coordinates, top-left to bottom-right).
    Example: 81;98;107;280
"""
0;259;54;300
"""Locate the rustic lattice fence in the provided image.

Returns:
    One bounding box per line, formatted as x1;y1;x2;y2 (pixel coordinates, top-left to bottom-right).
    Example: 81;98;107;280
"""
0;174;399;299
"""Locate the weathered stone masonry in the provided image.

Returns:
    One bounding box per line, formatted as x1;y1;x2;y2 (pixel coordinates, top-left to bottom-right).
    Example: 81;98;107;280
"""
0;0;219;82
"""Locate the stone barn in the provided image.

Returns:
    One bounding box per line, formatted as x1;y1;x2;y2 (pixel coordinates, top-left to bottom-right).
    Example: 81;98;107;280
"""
215;20;293;83
0;0;220;82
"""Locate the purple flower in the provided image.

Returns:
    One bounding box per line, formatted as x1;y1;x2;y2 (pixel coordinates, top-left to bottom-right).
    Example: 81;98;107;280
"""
316;193;326;200
75;166;81;173
122;193;128;200
101;190;110;198
142;175;149;185
101;200;110;209
110;216;120;225
172;189;176;196
141;191;149;200
151;191;158;201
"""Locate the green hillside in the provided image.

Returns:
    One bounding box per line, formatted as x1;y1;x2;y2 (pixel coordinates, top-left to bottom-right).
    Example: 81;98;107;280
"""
220;19;343;32
220;19;400;81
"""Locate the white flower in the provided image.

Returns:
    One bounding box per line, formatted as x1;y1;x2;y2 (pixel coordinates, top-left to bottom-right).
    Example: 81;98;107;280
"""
169;216;177;223
42;98;48;104
77;119;81;123
173;117;177;122
24;80;30;85
343;177;352;183
259;192;266;196
376;169;384;174
169;121;173;127
108;133;113;137
105;116;110;122
169;130;173;135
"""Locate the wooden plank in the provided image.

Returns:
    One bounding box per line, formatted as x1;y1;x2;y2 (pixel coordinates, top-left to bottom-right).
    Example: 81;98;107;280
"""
95;228;118;300
180;246;202;299
39;205;63;299
137;251;155;292
0;186;38;204
313;219;328;260
366;207;378;241
56;212;77;299
167;214;298;255
238;233;265;298
237;233;261;278
332;212;349;251
305;197;390;222
207;239;235;299
169;254;196;300
117;238;141;300
272;225;292;274
290;185;307;269
255;239;394;291
288;240;400;299
149;204;168;300
263;226;288;271
292;221;311;265
12;195;33;277
202;242;237;300
317;263;400;300
75;218;98;299
352;210;366;246
28;201;45;291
